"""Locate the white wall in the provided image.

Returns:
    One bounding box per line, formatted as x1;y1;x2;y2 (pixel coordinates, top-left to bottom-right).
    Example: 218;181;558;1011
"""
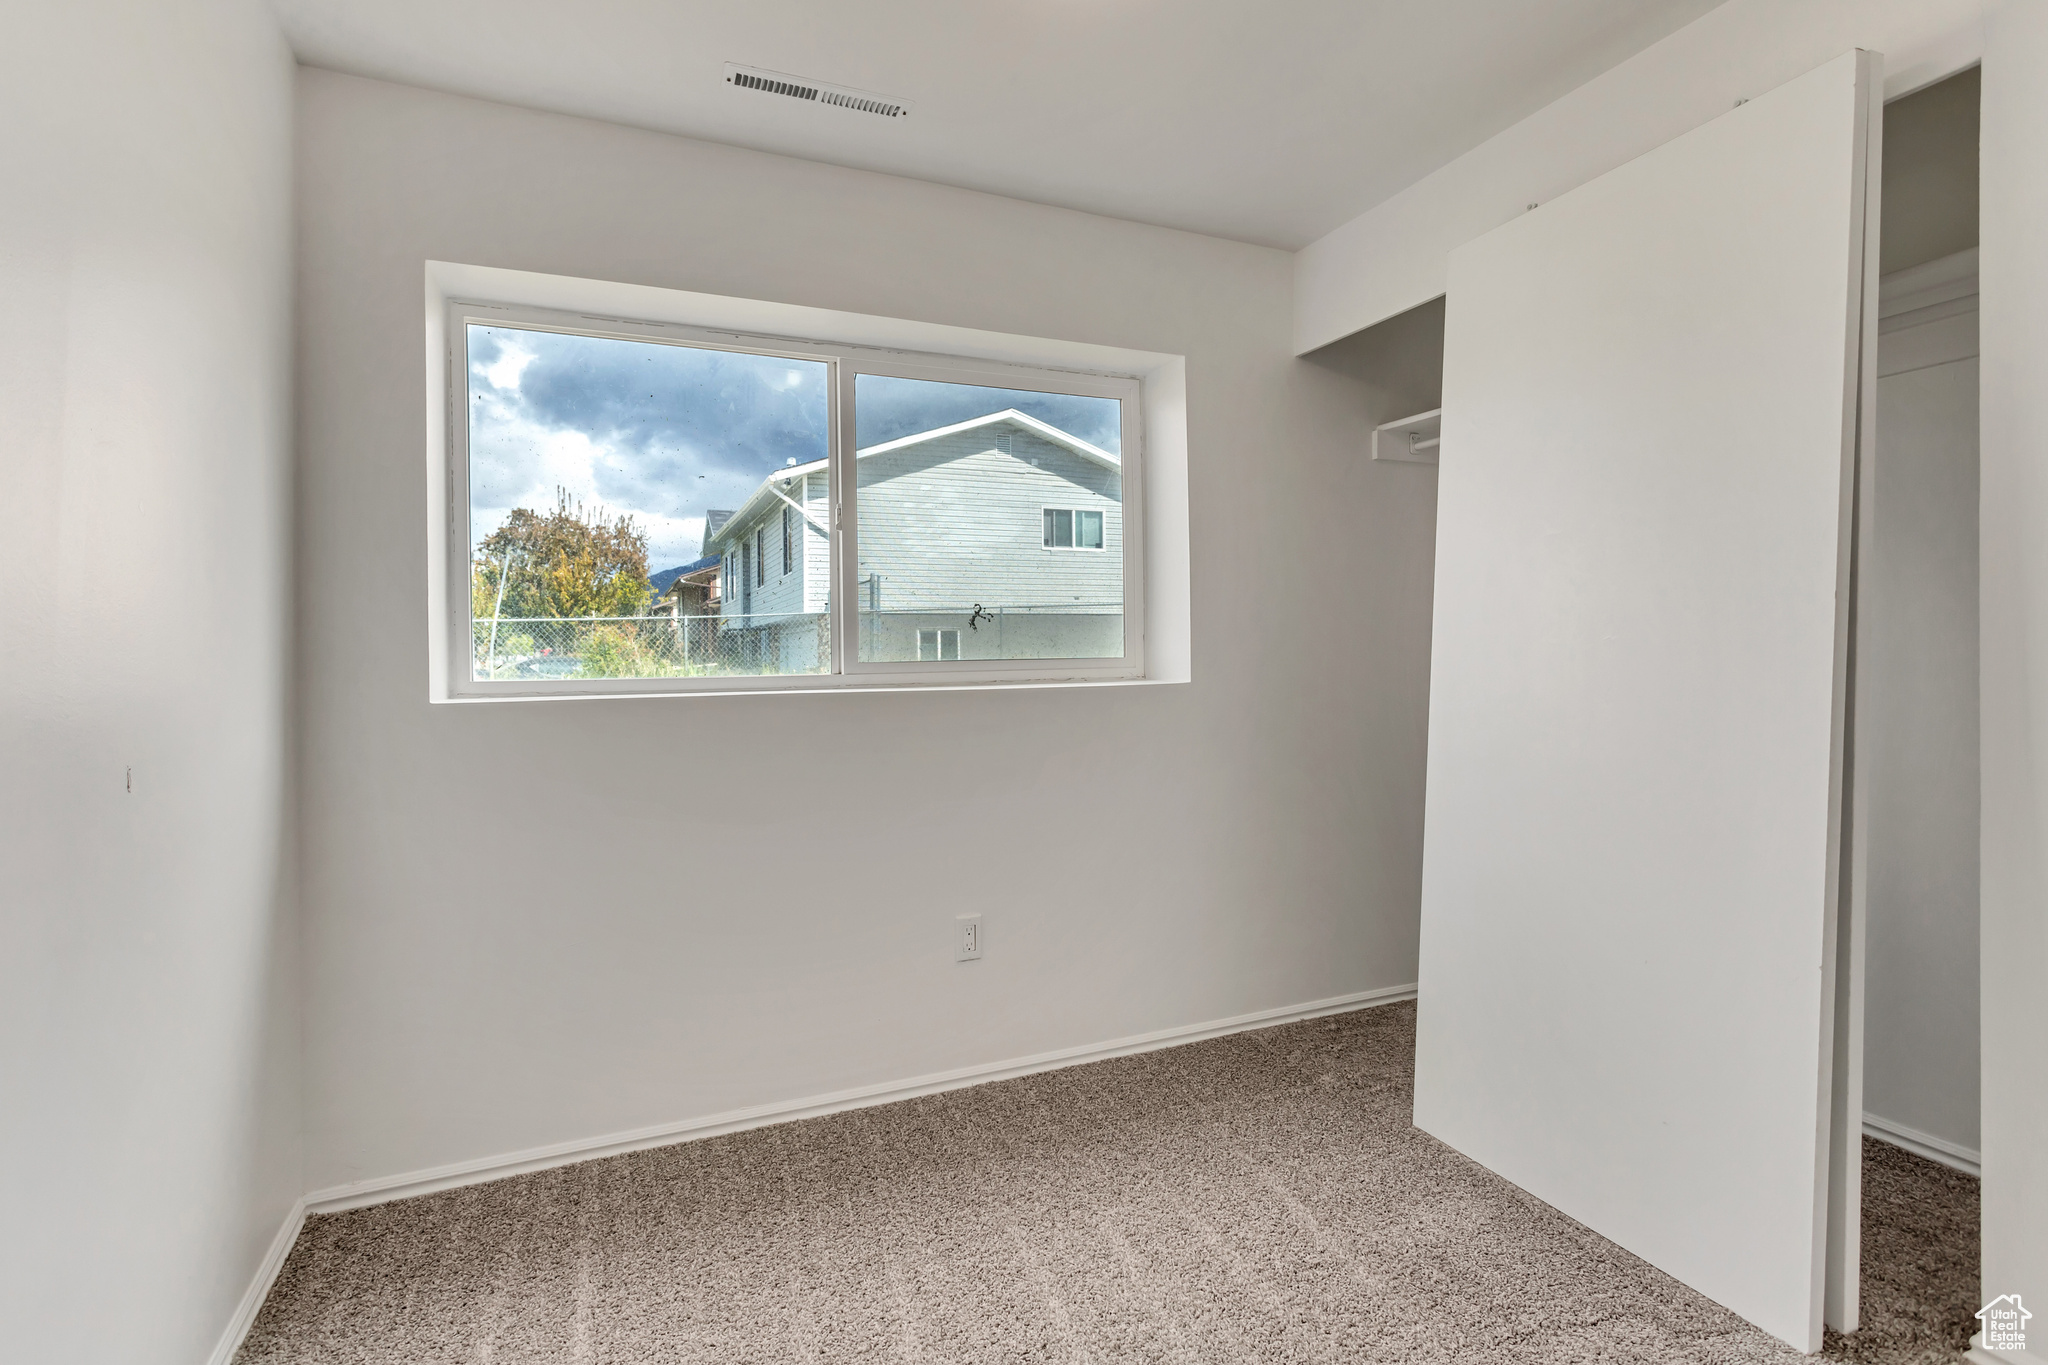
0;2;300;1362
1977;2;2048;1352
1861;255;1980;1159
1878;66;1980;276
295;70;1433;1193
1293;0;1984;354
1857;73;1983;1169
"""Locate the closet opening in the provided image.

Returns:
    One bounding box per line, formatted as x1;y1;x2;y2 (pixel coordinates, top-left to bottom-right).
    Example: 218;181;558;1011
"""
1307;56;1985;1356
1837;60;1983;1358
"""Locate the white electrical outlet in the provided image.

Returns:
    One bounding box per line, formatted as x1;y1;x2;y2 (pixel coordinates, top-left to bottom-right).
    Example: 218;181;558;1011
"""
955;914;983;962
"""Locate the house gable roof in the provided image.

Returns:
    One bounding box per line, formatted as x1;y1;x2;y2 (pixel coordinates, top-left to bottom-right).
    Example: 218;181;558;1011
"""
706;410;1116;550
857;409;1118;470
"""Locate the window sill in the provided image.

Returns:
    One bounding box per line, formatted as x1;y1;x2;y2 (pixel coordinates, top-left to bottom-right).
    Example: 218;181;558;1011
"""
433;672;1181;704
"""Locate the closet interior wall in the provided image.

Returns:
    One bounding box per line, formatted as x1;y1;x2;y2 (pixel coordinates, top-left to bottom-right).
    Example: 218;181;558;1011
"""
1860;64;1982;1173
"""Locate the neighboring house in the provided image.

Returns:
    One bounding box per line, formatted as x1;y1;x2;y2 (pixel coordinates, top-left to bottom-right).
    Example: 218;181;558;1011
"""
658;554;721;616
657;553;724;665
706;409;1122;666
705;464;832;672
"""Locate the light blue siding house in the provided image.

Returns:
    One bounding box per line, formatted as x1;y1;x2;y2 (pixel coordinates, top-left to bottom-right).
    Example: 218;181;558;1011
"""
707;410;1122;665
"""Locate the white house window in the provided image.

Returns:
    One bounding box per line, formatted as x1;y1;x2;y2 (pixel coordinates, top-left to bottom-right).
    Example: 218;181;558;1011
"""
1043;508;1104;551
446;298;1144;697
916;629;960;661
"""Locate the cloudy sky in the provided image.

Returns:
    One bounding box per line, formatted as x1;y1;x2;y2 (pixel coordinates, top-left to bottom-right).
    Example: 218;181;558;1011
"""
468;324;1123;572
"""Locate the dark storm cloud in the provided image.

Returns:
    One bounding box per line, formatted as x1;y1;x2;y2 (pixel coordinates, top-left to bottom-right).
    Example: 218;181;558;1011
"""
466;326;1122;568
469;324;828;534
855;376;1122;455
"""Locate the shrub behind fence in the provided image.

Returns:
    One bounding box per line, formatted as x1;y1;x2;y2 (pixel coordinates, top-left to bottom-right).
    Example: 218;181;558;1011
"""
473;613;828;680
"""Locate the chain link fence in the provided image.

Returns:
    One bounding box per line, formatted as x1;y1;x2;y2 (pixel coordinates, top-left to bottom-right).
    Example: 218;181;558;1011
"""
473;613;829;680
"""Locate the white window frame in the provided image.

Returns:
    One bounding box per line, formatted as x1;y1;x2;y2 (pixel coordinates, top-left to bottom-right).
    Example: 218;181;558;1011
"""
442;299;1146;698
916;628;961;661
1041;506;1107;552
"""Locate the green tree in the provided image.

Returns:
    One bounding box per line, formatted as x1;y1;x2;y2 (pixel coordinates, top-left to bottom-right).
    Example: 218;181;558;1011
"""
473;489;652;619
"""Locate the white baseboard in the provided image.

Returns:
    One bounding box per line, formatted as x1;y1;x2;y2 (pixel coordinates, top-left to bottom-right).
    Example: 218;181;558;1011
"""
1862;1111;1981;1177
1968;1332;2044;1364
206;1197;306;1365
305;982;1418;1215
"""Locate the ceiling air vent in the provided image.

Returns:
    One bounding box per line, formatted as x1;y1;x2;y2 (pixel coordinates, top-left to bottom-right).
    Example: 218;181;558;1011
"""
723;63;912;120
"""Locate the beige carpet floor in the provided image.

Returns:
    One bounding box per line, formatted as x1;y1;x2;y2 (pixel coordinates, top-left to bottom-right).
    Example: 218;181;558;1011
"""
239;1001;1977;1363
1824;1137;1981;1363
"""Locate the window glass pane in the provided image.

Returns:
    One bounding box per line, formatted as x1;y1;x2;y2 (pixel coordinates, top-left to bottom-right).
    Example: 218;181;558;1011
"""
855;374;1124;663
466;324;830;681
1076;509;1104;550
